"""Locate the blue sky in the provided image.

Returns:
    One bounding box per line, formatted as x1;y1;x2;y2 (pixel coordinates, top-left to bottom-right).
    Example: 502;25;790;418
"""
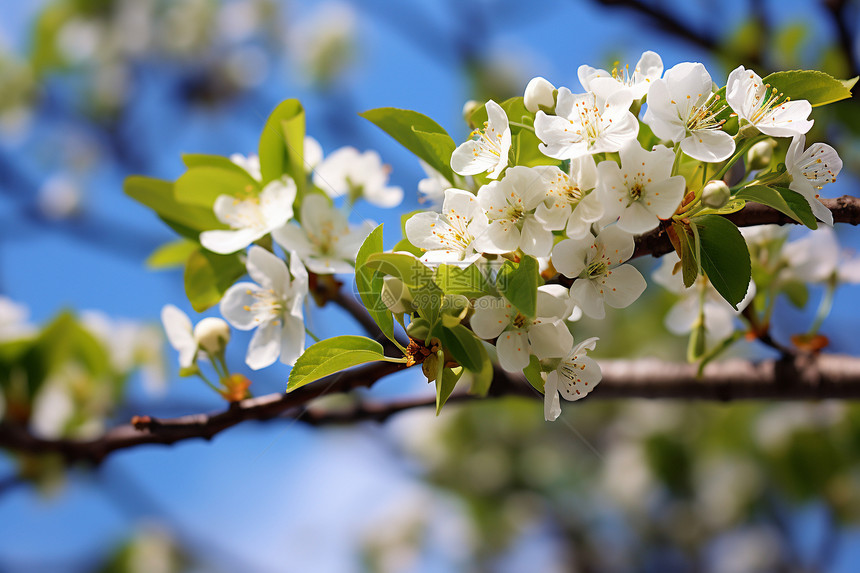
1;0;860;571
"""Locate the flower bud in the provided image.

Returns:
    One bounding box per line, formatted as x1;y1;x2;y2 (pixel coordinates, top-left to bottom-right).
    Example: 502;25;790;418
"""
746;138;776;171
462;100;481;126
701;180;731;209
422;351;439;383
524;76;556;113
219;373;250;402
193;317;231;354
380;276;413;313
406;318;430;342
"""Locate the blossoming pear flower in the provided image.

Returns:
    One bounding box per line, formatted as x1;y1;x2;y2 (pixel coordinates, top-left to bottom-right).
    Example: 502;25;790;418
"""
782;228;860;284
230;153;262;181
552;226;647;319
578;51;663;100
405;188;489;265
534;88;639;160
312;146;403;207
785;134;842;226
532;157;603;240
544;337;601;421
652;253;753;342
303;136;324;173
161;304;201;369
199;176;297;255
272;194;372;274
524;76;556;113
450;99;511;179
470;286;574;373
473;166;556;257
416;159;449;209
597;141;686;234
726;65;813;137
642;62;735;162
220;246;309;369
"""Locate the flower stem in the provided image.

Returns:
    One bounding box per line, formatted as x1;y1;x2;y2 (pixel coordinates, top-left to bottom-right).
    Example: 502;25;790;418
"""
196;371;222;394
807;278;837;336
305;327;321;343
508;121;535;132
713;135;767;182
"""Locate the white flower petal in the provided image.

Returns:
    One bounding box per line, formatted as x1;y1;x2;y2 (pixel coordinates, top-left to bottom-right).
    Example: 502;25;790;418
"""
245;320;282;370
496;329;531;372
602;264;647;309
247;245;290;295
528;320;573;359
280;315;306;366
544;371;562;421
199;228;261;255
470;296;512;340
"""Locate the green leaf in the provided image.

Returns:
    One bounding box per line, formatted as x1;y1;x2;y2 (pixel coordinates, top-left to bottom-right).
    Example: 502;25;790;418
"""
392;238;424;257
763;70;857;107
184;248;246;312
124;176;223;238
366;253;443;328
434;263;495;298
360;108;456;183
147;239;198;270
672;221;699;288
496;256;539;317
467;341;493;396
693;215;752;309
258;99;307;190
175;166;259;208
736;185;817;229
287;336;387;391
782;280;810;309
435;366;463;415
438;324;484;372
181;154;250;174
523;355;545;393
354;225;396;343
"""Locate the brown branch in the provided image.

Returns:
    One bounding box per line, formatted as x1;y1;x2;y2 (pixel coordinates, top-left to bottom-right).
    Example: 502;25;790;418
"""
632;195;860;259
5;353;860;465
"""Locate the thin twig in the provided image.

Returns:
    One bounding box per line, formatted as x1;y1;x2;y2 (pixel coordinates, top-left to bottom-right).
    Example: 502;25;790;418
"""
5;353;860;464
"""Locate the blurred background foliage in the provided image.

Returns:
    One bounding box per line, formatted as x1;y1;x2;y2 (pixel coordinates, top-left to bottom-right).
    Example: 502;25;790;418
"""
1;0;860;572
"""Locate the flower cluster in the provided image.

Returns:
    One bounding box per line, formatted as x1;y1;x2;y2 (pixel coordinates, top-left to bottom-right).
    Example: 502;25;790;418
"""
398;52;845;420
138;55;852;421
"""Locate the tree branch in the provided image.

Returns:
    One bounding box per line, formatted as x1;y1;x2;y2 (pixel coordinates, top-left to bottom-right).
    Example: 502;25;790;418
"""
5;353;860;465
632;196;860;259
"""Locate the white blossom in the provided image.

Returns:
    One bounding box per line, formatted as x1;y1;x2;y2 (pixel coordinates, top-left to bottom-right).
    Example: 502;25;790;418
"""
199;176;296;255
597;141;686;234
230;153;262;181
532;157;604;240
785;134;842;226
552;226;647;319
726;66;813;137
450;99;511;179
783;228;860;284
313;146;403;207
220;246;308;369
471;286;574;373
652;253;753;341
405;188;489;265
544;337;601;421
534;88;639;160
642;62;735;162
524;76;556;113
578;51;663;100
161;304;200;369
272;194;372;275
474;166;555;257
417;159;449;209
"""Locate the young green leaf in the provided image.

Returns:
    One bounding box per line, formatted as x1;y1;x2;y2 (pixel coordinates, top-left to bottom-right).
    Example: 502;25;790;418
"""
435;366;464;415
467;341;494;397
762;70;857;107
354;225;396;343
672;221;700;288
146;239;198;270
360;107;456;184
184;248;246;312
433;263;495;298
438;324;484;372
258;99;306;189
693;215;752;309
736;185;817;229
522;355;545;393
287;336;387;391
124;176;223;238
175;166;259;208
497;255;539;317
